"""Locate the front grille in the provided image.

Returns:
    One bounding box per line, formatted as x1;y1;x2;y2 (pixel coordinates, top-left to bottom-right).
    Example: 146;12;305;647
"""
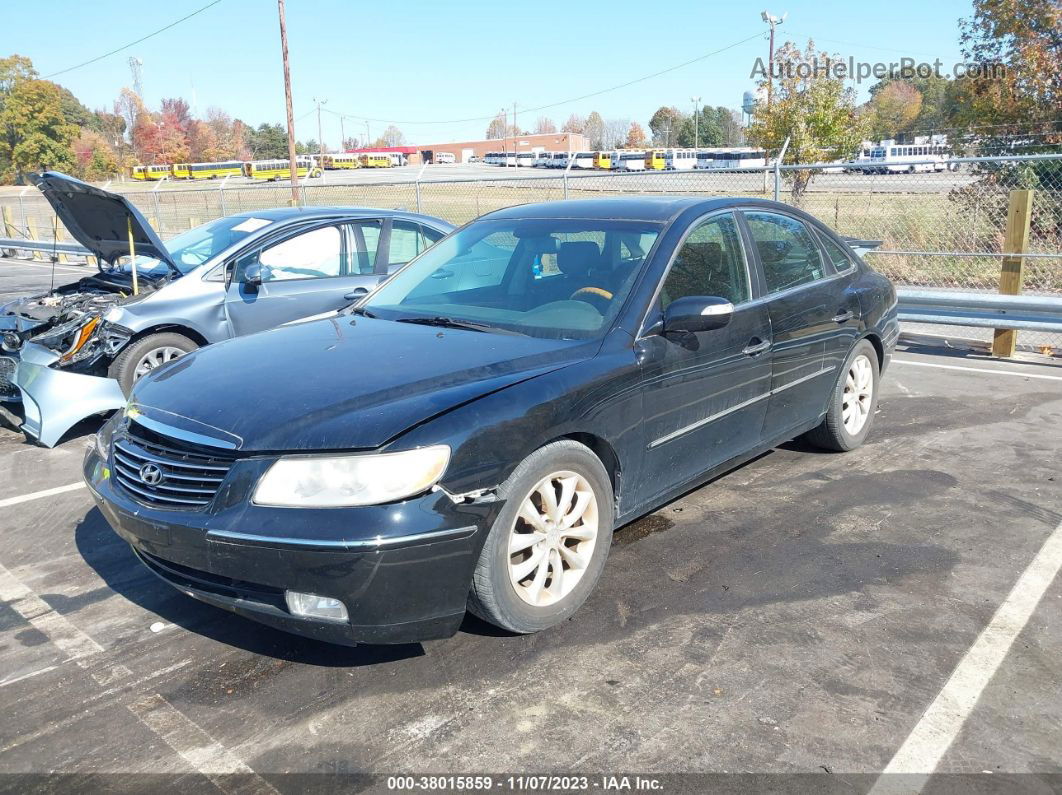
112;421;237;509
136;549;284;606
0;357;17;400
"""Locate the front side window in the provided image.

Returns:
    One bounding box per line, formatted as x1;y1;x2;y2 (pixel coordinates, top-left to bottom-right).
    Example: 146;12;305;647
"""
364;218;662;339
241;225;342;282
744;211;826;294
660;213;749;308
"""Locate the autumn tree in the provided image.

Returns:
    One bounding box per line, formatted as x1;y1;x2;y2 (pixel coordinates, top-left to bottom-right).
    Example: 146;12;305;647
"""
648;106;683;146
625;122;647;148
0;76;78;182
747;40;865;197
561;114;585;134
864;81;923;140
534;117;556;134
584;111;605;149
72;130;118;181
379;125;405;146
485;113;506;139
956;0;1060;133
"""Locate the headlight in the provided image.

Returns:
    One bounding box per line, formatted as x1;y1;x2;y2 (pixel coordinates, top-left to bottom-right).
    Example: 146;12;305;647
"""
252;445;451;508
33;315;102;364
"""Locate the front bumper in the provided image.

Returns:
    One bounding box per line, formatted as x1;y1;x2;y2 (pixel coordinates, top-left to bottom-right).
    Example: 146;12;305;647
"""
15;342;125;447
83;444;500;646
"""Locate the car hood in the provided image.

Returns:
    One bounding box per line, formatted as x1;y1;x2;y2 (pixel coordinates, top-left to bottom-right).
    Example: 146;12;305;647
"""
32;172;178;273
128;316;596;452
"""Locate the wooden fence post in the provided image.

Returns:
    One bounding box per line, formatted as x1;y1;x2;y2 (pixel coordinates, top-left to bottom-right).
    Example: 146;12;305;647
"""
991;189;1034;358
26;218;41;261
1;205;15;237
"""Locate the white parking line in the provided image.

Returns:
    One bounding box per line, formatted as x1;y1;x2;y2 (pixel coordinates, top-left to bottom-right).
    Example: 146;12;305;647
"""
0;482;86;508
0;563;105;664
892;358;1062;382
869;518;1062;792
129;694;279;793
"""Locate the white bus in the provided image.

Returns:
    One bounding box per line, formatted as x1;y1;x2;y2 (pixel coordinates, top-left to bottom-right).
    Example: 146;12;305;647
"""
871;143;951;173
569;151;595;169
613;151;647;171
531;151;553;167
434;152;455;164
696;148;767;169
665;149;698;170
515;152;537;167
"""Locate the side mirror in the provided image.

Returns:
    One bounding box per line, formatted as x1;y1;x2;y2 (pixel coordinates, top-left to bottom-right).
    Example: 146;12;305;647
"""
662;296;734;334
243;263;263;289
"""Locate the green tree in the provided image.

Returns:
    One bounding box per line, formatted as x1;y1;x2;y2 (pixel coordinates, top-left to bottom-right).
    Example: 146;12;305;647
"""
864;81;923;140
0;78;78;182
747;40;865;197
248;122;289;158
676;106;724;148
647;106;683;146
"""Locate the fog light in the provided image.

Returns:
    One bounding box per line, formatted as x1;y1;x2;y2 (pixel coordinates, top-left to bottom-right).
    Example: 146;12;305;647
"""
284;591;349;622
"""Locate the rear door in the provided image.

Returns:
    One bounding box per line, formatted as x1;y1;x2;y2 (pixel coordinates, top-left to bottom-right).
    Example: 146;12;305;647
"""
223;221;382;336
634;212;773;505
742;210;856;439
382;220;446;275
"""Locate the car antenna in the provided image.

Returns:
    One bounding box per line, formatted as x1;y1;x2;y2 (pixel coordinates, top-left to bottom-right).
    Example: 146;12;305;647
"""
127;215;139;296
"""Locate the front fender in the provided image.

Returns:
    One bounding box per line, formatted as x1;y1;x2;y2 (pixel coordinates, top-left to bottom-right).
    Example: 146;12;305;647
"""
15;343;125;447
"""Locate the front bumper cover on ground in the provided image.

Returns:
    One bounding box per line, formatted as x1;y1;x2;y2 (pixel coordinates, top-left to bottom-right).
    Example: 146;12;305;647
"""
15;342;125;447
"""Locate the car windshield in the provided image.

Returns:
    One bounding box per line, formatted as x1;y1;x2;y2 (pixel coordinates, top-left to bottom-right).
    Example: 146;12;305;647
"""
119;215;279;277
362;218;662;339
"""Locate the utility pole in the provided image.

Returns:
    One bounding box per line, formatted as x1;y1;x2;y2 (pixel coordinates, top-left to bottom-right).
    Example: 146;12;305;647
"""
760;11;787;108
314;97;327;167
339;115;346;150
365;121;371;148
277;0;299;204
511;102;517;167
690;95;702;149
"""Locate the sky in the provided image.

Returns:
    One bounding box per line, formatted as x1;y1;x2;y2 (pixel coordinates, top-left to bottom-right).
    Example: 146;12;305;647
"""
2;0;973;147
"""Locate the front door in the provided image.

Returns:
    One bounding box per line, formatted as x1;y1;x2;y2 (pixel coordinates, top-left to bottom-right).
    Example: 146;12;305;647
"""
635;212;773;505
224;221;383;336
743;210;852;438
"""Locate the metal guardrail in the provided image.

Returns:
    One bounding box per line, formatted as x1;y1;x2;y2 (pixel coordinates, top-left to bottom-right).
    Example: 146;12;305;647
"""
0;238;91;257
897;288;1062;333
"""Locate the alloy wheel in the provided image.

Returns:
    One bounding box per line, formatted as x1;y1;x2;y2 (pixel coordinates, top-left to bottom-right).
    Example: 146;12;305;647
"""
133;346;186;381
508;470;599;607
842;354;874;435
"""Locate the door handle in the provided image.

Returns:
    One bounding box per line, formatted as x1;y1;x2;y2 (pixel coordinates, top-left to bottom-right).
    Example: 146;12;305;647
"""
832;309;854;323
742;338;771;356
344;288;369;300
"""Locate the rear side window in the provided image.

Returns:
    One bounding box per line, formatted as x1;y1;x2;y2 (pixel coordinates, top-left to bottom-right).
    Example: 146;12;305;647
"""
744;211;826;294
817;231;857;273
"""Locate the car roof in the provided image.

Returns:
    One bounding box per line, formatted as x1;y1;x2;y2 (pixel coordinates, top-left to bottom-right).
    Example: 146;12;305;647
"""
228;206;454;229
479;196;822;226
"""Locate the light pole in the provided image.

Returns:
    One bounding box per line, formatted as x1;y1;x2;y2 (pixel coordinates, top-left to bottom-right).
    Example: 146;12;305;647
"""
690;95;701;149
760;10;787;108
277;0;299;204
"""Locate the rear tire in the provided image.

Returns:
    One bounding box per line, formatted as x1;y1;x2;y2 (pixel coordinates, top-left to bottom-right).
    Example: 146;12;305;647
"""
804;339;879;452
468;440;614;634
108;332;198;396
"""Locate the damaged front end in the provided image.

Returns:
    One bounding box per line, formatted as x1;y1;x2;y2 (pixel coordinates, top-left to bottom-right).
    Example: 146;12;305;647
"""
2;171;180;446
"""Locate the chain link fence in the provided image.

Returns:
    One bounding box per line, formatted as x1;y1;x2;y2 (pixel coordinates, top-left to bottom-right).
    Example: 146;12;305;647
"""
2;154;1060;351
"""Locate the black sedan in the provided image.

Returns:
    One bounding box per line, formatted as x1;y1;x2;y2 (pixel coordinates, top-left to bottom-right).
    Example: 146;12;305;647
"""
84;197;899;646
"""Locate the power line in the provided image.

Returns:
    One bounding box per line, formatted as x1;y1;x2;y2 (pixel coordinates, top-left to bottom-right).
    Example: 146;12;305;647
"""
320;31;764;126
44;0;224;79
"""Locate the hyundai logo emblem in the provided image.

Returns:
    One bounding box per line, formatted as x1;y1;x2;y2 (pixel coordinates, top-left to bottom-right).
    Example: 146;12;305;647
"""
139;463;164;486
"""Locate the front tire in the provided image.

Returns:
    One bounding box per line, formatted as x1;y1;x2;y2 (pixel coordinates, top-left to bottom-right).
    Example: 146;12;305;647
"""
468;440;614;634
805;339;880;452
108;332;198;396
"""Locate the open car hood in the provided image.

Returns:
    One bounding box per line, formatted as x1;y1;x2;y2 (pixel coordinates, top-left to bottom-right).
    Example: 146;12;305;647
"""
31;172;178;274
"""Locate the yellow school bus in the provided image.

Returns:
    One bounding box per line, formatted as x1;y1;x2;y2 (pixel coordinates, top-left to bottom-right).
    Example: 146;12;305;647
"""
593;151;612;170
359;154;392;168
132;164;170;180
645;149;667;170
242;158;322;181
322;154;360;169
176;161;245;180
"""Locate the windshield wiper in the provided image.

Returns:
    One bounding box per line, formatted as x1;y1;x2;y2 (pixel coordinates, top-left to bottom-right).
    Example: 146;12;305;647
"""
392;315;530;336
349;306;377;318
